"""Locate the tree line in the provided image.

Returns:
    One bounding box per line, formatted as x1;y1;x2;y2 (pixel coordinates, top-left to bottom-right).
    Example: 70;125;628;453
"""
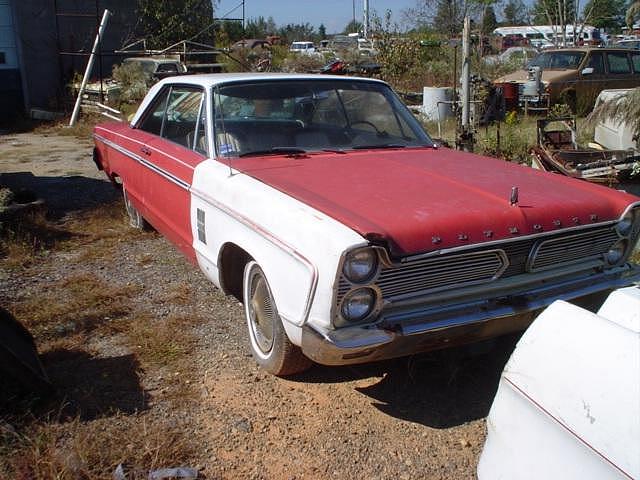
403;0;637;37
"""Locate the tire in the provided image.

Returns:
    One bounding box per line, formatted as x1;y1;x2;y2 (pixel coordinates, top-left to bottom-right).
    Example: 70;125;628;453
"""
123;188;150;230
243;261;312;376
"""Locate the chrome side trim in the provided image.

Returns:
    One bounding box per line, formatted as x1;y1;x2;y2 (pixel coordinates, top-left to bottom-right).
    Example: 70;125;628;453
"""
94;126;198;170
190;187;318;327
94;133;190;190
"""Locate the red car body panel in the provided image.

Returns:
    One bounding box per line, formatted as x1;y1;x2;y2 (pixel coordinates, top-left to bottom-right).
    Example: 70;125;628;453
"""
94;122;204;261
227;147;639;256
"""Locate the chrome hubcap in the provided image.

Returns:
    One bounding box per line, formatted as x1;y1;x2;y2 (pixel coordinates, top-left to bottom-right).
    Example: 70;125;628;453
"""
249;273;275;354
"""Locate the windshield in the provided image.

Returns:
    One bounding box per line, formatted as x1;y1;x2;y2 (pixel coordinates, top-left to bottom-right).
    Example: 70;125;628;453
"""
528;51;585;69
213;80;433;157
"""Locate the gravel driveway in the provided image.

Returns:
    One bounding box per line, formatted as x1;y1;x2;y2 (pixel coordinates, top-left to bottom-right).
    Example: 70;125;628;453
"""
1;130;520;479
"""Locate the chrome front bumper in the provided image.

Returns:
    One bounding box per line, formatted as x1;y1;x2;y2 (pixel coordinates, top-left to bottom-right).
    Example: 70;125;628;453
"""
301;265;640;366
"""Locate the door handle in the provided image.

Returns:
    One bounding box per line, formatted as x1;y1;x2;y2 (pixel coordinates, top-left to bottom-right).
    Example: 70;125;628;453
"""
140;146;152;156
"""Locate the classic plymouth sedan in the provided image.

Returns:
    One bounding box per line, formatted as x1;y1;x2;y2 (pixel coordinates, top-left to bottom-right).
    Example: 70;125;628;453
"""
93;73;640;376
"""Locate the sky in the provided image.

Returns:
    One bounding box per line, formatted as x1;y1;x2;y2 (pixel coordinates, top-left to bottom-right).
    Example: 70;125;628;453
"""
215;0;417;34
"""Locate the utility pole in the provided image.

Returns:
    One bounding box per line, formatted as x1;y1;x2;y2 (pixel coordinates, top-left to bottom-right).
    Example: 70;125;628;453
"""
457;16;474;152
352;0;356;31
363;0;369;38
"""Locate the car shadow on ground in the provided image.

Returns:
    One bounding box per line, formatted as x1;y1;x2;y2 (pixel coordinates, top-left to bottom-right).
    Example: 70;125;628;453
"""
1;172;118;218
41;349;150;421
0;349;149;422
293;333;522;429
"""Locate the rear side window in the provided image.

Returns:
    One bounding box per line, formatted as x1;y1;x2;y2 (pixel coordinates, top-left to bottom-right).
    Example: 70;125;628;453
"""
157;63;178;73
585;52;605;74
138;87;170;135
607;52;631;74
163;87;205;150
632;52;640;73
137;86;207;154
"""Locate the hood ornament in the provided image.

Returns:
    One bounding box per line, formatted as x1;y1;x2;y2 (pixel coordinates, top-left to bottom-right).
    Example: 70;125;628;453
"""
510;186;519;206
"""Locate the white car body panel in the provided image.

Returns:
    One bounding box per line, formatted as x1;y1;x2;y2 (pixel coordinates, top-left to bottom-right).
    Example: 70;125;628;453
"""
478;286;640;479
594;89;638;152
190;158;366;340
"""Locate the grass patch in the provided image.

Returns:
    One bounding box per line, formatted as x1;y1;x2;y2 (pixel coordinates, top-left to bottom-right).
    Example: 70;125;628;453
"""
10;274;141;340
34;115;104;140
0;209;71;270
1;199;152;270
127;314;201;367
0;414;196;480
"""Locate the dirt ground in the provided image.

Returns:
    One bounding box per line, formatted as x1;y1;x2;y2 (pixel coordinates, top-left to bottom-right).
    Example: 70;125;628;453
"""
0;130;525;479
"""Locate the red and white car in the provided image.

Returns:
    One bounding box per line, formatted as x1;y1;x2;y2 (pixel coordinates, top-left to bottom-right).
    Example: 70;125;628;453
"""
93;73;640;376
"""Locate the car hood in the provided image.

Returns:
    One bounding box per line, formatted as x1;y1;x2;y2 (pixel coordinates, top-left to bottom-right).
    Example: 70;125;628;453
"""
228;148;637;256
495;69;576;84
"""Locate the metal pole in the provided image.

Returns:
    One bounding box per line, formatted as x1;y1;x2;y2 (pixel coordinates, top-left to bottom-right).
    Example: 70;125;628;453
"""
363;0;369;38
69;9;111;126
352;0;356;31
461;16;471;133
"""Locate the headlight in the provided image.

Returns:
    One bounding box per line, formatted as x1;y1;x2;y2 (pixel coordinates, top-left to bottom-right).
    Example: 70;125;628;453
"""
342;248;378;283
339;288;376;324
616;211;634;237
605;239;628;265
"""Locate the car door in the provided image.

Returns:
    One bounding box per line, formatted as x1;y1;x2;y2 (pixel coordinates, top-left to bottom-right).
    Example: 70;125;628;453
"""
136;85;208;258
576;51;607;109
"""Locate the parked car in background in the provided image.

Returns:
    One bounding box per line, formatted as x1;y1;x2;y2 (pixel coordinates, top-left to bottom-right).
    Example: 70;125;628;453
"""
495;47;640;111
478;286;640;479
615;38;640;50
122;57;188;81
93;73;640;376
289;41;318;55
484;46;539;66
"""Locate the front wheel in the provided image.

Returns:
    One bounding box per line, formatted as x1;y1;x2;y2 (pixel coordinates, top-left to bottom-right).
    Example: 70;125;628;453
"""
243;261;312;376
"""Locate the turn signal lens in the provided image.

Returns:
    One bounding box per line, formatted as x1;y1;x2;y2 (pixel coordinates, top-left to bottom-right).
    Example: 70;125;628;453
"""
605;239;628;265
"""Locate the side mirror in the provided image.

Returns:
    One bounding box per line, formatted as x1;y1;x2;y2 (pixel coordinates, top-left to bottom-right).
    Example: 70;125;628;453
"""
581;67;594;75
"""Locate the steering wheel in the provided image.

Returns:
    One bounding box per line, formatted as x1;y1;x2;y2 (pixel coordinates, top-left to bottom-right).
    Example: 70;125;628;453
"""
350;120;381;133
348;120;388;139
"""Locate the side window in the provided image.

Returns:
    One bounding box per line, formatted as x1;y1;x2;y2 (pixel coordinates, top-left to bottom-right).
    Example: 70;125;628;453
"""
632;52;640;73
162;87;204;150
607;52;631;74
157;63;178;73
138;87;170;135
586;52;604;74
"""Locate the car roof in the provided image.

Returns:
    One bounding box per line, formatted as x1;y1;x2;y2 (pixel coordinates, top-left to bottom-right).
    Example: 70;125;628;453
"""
153;72;387;89
124;57;180;64
542;47;635;53
130;73;388;127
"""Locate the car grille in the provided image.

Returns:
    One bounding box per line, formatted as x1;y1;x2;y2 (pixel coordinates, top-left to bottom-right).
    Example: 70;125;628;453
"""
374;250;506;298
528;228;619;271
336;224;619;303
